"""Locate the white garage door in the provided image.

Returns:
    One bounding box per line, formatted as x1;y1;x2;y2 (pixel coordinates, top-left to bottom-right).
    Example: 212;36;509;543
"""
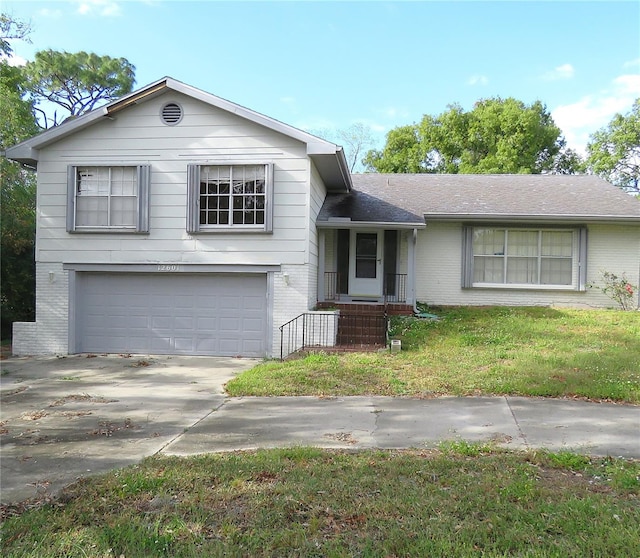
76;273;267;357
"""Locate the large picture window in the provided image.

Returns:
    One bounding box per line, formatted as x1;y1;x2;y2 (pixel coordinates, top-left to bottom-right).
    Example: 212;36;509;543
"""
462;226;588;290
187;163;273;233
67;165;150;232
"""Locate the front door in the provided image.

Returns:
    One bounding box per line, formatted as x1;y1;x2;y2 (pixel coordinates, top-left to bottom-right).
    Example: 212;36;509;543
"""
349;230;383;297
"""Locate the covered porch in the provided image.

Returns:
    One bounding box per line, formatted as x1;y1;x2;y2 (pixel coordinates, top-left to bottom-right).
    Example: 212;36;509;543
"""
317;226;421;313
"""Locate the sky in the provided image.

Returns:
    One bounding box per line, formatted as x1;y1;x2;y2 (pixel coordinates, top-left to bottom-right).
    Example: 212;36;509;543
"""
3;0;640;162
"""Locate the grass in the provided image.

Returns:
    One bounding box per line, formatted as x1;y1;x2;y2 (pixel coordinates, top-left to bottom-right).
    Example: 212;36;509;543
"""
1;447;638;557
226;307;640;402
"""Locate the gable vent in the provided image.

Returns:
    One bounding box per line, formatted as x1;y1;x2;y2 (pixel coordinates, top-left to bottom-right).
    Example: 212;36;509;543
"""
161;102;183;125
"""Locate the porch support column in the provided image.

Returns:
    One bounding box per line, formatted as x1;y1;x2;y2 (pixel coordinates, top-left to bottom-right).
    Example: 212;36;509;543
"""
318;229;326;302
407;228;418;307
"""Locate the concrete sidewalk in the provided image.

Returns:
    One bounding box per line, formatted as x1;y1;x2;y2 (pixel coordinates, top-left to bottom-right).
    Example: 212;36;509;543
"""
163;395;640;459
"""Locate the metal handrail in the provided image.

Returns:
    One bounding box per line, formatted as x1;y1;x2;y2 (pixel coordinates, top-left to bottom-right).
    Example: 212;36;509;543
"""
280;310;389;359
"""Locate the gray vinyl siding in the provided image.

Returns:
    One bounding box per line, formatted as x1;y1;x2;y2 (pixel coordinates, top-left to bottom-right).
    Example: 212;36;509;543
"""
35;92;312;266
307;161;328;306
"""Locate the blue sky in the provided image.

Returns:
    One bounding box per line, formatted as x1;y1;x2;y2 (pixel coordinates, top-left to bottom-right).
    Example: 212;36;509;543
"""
3;0;640;160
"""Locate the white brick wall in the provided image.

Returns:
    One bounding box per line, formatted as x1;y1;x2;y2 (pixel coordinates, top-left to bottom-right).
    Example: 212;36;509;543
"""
416;222;640;309
271;264;316;357
12;262;69;355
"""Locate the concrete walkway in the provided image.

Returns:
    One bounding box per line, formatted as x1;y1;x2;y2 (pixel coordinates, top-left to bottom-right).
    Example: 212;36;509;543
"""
162;395;640;459
1;354;639;504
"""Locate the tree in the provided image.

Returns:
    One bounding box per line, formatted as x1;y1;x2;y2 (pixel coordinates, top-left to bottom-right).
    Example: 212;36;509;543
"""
23;49;136;128
0;12;32;56
336;123;375;172
1;61;39;337
364;97;567;174
362;125;425;173
586;99;640;192
311;123;375;172
549;143;585;175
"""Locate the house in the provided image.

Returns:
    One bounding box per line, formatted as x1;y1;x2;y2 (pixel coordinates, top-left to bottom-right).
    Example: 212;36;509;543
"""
5;77;640;358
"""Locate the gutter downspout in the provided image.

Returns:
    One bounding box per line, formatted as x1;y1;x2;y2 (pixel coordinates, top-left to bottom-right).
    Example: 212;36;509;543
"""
408;227;419;314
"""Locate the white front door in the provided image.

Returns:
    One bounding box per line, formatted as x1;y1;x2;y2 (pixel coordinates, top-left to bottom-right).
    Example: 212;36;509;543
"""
349;230;383;297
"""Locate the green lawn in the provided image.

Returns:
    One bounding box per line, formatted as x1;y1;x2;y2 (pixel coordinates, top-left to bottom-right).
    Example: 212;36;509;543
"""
227;307;640;403
2;446;638;557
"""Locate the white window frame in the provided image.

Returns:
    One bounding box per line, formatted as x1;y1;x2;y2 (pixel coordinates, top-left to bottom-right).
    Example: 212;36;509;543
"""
66;164;150;233
462;226;588;291
187;163;273;233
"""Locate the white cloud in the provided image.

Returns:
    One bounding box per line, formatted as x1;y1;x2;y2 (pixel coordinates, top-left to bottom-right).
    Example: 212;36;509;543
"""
623;58;640;69
542;63;575;81
73;0;122;17
468;74;489;86
0;54;27;67
38;8;64;18
294;117;337;134
353;119;386;134
374;105;410;121
551;73;640;155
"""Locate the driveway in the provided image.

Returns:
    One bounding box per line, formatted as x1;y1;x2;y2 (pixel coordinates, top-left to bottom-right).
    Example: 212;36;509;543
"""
0;354;255;504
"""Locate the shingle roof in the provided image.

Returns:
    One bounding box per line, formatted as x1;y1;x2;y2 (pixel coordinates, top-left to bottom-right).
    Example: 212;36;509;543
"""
317;174;640;226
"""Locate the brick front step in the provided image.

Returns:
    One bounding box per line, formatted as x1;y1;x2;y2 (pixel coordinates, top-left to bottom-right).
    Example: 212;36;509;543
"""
316;302;413;316
337;315;386;346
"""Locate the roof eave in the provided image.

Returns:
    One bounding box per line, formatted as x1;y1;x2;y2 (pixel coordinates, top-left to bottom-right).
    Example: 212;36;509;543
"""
317;220;425;229
308;147;352;193
2;145;39;167
424;213;640;225
4;106;110;165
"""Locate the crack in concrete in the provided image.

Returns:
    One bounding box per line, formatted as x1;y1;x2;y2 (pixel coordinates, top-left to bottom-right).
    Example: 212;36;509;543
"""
505;396;528;450
370;399;382;443
156;397;230;455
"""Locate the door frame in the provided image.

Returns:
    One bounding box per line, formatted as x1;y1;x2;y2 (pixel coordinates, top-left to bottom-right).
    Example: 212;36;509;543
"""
348;229;383;297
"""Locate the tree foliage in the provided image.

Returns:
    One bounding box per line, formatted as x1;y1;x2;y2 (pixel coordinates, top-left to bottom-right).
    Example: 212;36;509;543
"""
1;13;137;338
24;49;136;128
364;97;572;174
586;99;640;192
0;12;32;56
1;61;39;337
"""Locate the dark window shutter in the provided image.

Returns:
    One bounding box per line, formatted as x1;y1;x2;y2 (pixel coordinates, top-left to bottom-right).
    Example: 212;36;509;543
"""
461;226;474;288
137;165;151;233
66;166;76;232
578;227;588;291
186;164;200;233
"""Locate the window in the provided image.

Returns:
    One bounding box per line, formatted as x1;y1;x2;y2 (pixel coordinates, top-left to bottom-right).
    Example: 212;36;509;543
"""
187;163;273;233
67;165;150;232
462;226;588;290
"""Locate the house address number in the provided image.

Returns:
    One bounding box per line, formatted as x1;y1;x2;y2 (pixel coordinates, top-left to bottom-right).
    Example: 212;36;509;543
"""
157;264;181;272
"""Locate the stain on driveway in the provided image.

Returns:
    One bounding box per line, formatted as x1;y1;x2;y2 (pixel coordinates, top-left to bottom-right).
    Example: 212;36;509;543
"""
0;354;255;504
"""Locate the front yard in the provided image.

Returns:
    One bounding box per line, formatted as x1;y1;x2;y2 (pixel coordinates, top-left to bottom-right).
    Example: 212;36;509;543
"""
2;306;639;556
2;446;638;557
227;307;640;403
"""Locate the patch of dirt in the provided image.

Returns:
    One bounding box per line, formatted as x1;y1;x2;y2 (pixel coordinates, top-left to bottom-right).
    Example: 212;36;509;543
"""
49;394;117;407
1;385;28;397
58;410;93;418
88;418;134;437
21;411;48;421
131;359;151;368
323;432;358;444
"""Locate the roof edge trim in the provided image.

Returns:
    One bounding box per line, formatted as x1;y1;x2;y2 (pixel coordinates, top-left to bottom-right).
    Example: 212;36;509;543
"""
424;213;640;224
